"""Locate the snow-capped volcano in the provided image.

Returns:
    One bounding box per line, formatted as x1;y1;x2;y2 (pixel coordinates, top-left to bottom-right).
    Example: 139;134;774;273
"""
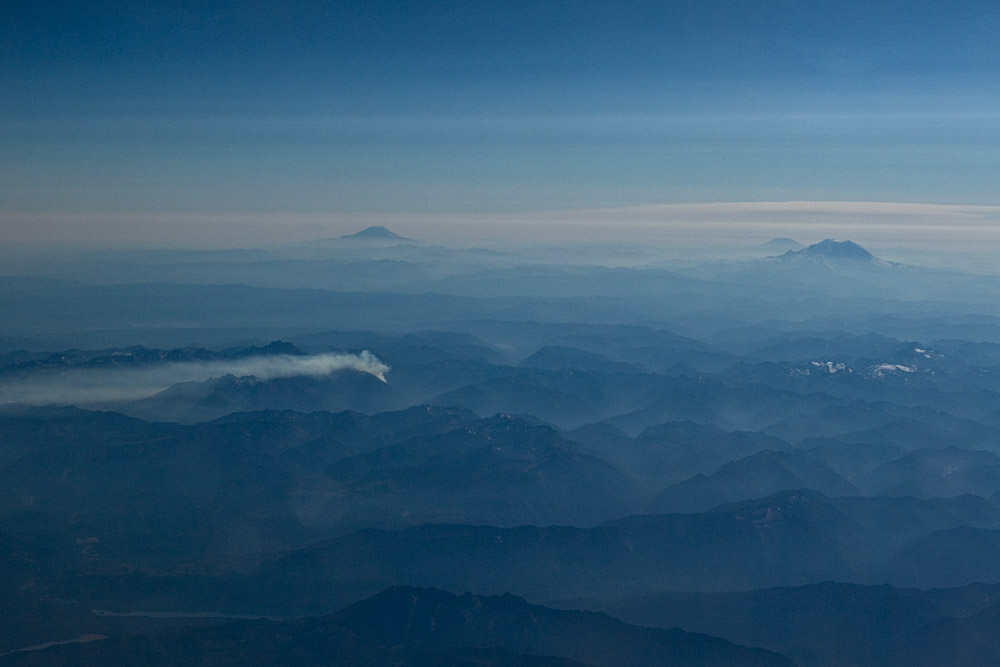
780;239;876;262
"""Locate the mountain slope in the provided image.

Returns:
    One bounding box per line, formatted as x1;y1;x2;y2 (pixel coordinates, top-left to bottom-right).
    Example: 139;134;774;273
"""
648;449;859;513
779;239;876;262
561;581;1000;667
339;225;410;241
0;587;794;666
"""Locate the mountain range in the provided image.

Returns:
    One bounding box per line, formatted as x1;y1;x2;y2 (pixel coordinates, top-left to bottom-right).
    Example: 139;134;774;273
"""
5;237;1000;664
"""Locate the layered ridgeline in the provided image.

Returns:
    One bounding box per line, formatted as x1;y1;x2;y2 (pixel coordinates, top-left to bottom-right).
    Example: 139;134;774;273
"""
6;237;1000;664
0;587;793;667
5;405;1000;664
7;239;1000;349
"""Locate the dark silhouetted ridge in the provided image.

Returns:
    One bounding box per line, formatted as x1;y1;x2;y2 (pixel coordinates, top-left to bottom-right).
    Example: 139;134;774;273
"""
1;587;795;666
333;586;796;667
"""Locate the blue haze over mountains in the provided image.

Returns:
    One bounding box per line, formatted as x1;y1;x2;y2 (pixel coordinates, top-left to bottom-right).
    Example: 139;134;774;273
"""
8;234;1000;665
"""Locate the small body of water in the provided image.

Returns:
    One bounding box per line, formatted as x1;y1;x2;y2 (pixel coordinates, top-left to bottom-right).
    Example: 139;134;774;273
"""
91;609;278;619
1;611;280;657
0;633;107;658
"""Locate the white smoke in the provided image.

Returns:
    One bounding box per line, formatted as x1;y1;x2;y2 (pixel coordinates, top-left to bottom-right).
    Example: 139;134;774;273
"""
0;351;390;407
194;351;390;383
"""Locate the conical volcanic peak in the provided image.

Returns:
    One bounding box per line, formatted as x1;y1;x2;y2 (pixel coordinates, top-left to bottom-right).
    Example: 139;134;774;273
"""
781;239;875;261
759;237;804;253
340;225;409;240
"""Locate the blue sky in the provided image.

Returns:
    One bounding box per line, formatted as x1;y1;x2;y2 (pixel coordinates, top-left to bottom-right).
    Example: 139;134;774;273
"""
5;1;1000;246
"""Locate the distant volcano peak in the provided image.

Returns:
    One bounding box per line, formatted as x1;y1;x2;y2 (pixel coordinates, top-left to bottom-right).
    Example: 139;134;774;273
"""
759;237;804;253
340;226;409;240
782;239;875;261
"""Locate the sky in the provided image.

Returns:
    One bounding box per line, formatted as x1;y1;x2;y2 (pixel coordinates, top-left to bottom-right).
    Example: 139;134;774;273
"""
4;1;1000;248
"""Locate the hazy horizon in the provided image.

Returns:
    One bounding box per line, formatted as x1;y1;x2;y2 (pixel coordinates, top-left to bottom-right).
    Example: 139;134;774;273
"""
6;2;1000;255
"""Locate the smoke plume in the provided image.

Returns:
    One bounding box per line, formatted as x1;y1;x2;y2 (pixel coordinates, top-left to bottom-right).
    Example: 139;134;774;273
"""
0;351;390;407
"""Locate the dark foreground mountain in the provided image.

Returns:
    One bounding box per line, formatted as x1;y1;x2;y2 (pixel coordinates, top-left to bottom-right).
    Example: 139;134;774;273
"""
0;587;793;667
561;581;1000;667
